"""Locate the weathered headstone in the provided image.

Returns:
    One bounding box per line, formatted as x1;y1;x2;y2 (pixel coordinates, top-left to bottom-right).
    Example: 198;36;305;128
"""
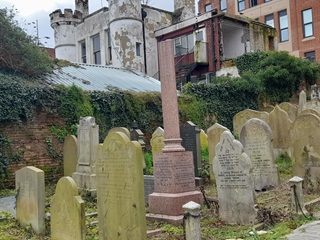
72;117;99;192
311;84;320;100
298;90;307;115
240;118;279;191
290;113;320;192
279;102;298;122
267;105;293;156
15;166;45;235
51;177;85;240
108;127;130;139
233;109;269;137
130;124;146;151
200;129;208;149
63;135;78;177
147;40;201;225
207;123;230;183
144;175;154;205
213;131;257;225
96;132;147;239
150;127;165;156
301;108;320;118
180;121;202;177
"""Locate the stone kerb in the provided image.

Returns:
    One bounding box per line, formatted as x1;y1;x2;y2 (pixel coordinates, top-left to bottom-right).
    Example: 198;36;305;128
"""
15;166;45;235
96;131;147;240
267;105;293;156
72;116;99;192
207;123;230;183
233;109;269;138
213;131;257;225
63;135;78;177
240;118;279;191
290;113;320;192
51;177;85;240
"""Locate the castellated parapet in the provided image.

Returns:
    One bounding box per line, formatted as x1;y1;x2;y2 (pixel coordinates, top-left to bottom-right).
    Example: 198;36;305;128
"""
50;9;83;28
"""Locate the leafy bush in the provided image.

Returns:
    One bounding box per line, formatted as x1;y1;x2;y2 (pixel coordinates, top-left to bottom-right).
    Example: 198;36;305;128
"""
0;8;53;76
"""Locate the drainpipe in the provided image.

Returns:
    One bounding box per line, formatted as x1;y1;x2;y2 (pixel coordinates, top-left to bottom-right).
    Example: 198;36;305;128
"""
211;15;216;77
142;8;147;74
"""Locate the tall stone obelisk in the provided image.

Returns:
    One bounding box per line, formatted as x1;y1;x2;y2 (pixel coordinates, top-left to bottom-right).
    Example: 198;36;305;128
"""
147;40;202;225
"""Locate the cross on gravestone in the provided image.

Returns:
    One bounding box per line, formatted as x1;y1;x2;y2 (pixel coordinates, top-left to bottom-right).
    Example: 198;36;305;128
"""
96;131;147;239
180;121;202;177
240;118;279;191
51;177;85;240
213;131;257;225
15;166;45;235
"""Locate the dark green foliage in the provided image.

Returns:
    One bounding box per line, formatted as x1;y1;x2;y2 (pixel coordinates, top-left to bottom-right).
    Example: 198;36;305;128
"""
57;84;93;125
0;136;21;189
0;8;53;76
0;72;58;122
144;152;153;175
235;51;268;75
182;78;260;130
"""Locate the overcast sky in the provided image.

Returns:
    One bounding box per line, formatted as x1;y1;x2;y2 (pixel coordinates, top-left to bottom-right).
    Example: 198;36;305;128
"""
1;0;185;47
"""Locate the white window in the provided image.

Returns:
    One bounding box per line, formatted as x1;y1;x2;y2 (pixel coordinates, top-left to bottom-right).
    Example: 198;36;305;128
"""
238;0;245;12
302;9;313;38
174;34;194;56
205;4;212;12
220;0;227;12
92;35;101;64
265;14;274;27
279;10;288;42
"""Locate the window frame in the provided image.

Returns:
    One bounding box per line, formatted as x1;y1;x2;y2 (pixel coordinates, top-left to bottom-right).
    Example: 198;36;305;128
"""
249;0;258;8
80;40;86;63
220;0;227;13
205;4;212;12
92;34;101;65
136;42;141;57
238;0;245;12
279;10;289;42
305;51;315;62
302;8;313;38
265;13;274;27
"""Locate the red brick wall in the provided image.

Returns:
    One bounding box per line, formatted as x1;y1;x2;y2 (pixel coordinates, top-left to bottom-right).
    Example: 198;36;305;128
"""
290;0;320;60
198;0;219;14
0;111;65;187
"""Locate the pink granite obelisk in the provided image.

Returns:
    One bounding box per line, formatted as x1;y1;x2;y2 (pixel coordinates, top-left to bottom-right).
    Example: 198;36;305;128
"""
147;40;202;225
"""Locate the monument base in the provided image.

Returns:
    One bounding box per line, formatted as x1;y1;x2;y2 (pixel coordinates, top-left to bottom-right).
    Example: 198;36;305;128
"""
148;191;202;224
146;213;184;226
72;172;96;193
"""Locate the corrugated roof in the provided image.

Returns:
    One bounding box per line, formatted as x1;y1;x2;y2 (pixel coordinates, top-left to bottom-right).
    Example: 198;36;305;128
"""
44;63;161;92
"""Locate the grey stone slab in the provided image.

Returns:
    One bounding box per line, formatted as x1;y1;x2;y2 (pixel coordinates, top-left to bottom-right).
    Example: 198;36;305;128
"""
0;196;16;217
286;220;320;240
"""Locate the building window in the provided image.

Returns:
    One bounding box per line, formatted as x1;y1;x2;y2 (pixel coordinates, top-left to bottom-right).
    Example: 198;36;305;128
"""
107;30;112;62
305;51;315;62
265;14;274;27
174;34;194;56
279;10;289;42
220;0;227;12
302;9;313;38
92;35;101;65
250;0;257;7
238;0;245;12
205;4;212;12
196;31;203;42
80;41;86;63
136;42;141;56
264;0;272;2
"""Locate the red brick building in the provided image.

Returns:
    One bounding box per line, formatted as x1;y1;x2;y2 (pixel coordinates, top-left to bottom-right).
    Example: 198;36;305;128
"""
198;0;320;62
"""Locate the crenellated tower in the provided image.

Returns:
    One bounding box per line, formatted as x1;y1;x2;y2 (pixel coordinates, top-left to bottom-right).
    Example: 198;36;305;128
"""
50;9;83;62
174;0;196;22
108;0;145;72
75;0;89;17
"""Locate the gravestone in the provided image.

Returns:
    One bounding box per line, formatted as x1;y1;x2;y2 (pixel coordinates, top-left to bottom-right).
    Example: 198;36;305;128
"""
147;40;201;225
72;117;99;193
298;90;306;115
150;127;165;156
207;123;230;183
311;84;320;100
301;109;320;118
109;127;130;139
143;175;154;205
130;123;146;151
213;131;257;225
267;105;293;155
180;121;202;177
240;118;279;191
279;102;298;122
51;177;85;240
63;135;78;177
233;109;269;137
15;166;45;235
290;113;320;192
96;132;147;239
200;129;208;149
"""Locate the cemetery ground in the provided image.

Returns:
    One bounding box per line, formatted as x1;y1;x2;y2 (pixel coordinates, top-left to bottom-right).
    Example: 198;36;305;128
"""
0;153;320;240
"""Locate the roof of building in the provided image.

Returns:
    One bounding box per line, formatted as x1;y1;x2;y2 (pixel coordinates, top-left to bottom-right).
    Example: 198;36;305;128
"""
43;63;161;92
